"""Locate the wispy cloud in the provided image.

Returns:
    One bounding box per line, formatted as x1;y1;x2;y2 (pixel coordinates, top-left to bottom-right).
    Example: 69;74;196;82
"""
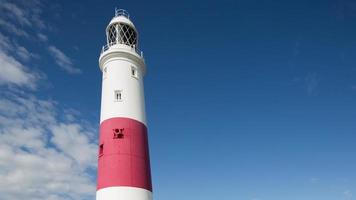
1;2;32;26
0;90;97;200
51;123;97;167
0;32;11;51
37;32;48;42
48;45;81;74
0;51;39;89
0;1;94;199
0;0;46;30
16;44;38;61
0;1;45;89
1;0;79;75
0;18;29;37
0;32;39;89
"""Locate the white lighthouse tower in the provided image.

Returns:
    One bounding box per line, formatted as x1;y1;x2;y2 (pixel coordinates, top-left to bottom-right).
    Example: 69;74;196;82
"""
96;9;152;200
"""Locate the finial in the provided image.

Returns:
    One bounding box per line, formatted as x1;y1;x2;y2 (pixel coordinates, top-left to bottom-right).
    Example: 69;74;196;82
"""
114;8;130;19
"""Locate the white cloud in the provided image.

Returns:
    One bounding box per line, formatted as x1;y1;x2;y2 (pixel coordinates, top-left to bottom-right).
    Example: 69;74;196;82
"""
50;123;97;167
0;1;94;198
1;0;80;76
0;0;46;30
16;45;38;61
1;2;32;26
0;4;40;89
0;51;39;89
37;32;48;42
0;32;11;50
0;18;29;37
0;32;37;61
48;45;81;74
0;91;97;200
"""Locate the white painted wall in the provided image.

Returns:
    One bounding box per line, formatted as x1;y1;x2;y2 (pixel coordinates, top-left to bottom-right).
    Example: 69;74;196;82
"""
100;55;146;125
96;187;152;200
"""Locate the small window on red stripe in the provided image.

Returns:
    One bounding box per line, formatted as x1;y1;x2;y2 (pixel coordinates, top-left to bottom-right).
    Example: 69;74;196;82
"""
99;144;104;156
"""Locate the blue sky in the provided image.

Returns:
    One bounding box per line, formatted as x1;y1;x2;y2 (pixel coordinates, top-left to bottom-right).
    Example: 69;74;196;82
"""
0;0;356;199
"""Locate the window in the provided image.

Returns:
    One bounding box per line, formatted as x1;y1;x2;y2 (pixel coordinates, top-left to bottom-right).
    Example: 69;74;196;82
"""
99;144;104;156
131;66;138;78
117;23;137;47
114;90;122;101
107;23;137;48
113;128;124;139
108;24;117;45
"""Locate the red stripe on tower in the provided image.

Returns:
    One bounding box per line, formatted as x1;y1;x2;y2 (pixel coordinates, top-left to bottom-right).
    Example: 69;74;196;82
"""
97;118;152;191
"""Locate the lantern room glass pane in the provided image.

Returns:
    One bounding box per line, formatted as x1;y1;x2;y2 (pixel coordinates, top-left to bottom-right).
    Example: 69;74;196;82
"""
108;24;117;44
107;23;137;48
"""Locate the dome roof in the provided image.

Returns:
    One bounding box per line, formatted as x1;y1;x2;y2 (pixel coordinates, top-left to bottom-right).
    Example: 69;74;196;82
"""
106;9;136;32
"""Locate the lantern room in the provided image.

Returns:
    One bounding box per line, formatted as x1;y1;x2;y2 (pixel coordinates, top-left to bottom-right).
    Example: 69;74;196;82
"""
105;9;138;49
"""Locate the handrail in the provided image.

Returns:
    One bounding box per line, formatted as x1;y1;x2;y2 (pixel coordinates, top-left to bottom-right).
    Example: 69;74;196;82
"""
115;8;129;19
101;42;144;58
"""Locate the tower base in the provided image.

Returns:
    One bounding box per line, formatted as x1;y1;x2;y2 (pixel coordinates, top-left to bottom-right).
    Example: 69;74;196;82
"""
96;186;152;200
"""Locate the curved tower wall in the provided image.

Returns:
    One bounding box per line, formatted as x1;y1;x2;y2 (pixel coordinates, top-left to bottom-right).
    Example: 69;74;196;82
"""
96;9;152;200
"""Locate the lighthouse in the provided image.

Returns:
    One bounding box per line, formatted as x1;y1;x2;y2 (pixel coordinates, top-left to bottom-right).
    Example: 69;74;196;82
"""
97;9;152;200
